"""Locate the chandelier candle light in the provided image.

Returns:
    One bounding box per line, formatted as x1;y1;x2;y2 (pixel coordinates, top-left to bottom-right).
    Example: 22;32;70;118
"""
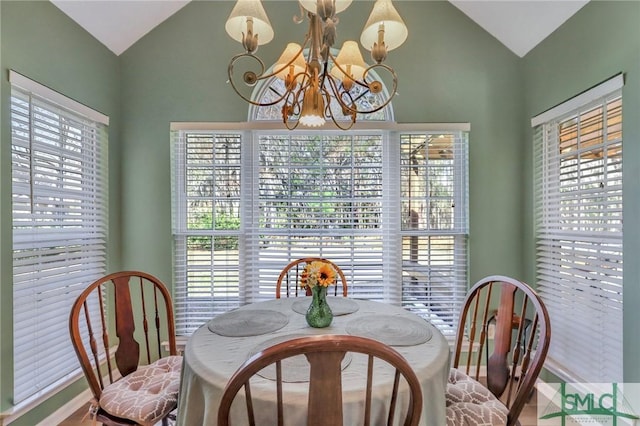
225;0;408;130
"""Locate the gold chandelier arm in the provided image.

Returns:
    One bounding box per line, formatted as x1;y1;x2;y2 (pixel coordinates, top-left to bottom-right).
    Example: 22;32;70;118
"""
326;51;369;92
327;110;356;130
283;115;302;130
281;80;309;129
324;62;398;116
360;62;398;112
229;52;298;107
225;0;407;129
319;86;356;131
272;35;311;79
293;2;306;25
324;76;357;114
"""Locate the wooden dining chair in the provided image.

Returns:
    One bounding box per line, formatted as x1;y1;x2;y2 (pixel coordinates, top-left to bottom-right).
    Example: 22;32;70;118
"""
69;271;182;426
275;257;348;298
217;334;422;426
446;275;551;426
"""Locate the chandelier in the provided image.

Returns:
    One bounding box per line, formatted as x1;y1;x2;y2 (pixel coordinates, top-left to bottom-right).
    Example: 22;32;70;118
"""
225;0;408;130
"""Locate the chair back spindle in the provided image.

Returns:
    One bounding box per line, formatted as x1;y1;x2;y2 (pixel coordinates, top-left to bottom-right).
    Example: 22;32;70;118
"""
218;335;422;426
113;277;139;376
451;275;551;426
276;257;348;298
69;270;179;425
486;283;516;397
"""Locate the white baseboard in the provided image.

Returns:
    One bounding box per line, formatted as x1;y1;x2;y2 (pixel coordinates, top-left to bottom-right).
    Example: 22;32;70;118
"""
35;366;124;426
0;370;86;426
536;379;556;401
2;347;120;426
0;387;90;426
35;388;92;426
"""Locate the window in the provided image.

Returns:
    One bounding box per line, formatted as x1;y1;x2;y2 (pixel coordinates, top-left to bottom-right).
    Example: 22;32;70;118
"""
532;74;623;383
171;131;242;330
400;133;468;333
253;133;388;300
10;71;109;404
171;125;468;337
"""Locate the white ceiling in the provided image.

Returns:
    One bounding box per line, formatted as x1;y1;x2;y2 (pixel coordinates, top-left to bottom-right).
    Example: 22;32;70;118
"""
50;0;589;57
50;0;190;56
449;1;588;57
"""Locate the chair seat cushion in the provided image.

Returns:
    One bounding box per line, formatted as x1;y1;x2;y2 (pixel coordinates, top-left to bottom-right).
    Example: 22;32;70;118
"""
446;368;509;425
99;355;183;426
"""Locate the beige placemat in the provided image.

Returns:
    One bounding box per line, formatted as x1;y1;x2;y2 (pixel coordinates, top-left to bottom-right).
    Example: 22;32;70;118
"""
345;314;433;346
207;309;289;337
247;334;353;382
291;297;360;316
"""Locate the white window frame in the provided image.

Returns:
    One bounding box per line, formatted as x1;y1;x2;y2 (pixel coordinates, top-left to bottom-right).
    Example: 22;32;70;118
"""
532;73;624;383
171;123;469;337
10;71;109;405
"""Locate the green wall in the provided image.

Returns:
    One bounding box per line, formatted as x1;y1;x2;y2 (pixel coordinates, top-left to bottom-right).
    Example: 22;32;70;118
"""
521;1;640;382
0;1;121;423
3;0;637;423
0;1;523;422
118;0;525;285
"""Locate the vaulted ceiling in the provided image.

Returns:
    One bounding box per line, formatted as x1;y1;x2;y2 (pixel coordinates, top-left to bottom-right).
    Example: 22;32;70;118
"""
50;0;588;57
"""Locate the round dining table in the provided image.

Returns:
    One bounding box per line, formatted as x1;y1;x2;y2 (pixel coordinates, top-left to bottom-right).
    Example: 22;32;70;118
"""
176;297;451;426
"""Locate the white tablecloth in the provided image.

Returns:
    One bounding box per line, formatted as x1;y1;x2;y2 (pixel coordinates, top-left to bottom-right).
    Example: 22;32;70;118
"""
176;298;450;425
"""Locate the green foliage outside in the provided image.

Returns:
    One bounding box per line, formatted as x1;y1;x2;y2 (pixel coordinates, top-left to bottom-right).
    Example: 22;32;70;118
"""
190;211;240;250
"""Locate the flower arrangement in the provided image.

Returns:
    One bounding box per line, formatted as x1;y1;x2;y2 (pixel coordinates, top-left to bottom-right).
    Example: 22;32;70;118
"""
300;261;337;288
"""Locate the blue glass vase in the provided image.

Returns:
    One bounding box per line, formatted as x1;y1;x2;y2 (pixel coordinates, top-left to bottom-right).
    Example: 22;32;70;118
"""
305;286;333;328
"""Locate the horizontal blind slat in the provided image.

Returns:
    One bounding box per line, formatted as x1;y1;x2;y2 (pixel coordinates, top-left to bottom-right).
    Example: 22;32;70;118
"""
172;128;469;337
534;88;623;383
10;80;109;403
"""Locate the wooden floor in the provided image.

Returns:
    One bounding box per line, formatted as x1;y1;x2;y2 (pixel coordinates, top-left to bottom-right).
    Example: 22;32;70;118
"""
57;402;94;426
519;390;539;426
58;393;541;425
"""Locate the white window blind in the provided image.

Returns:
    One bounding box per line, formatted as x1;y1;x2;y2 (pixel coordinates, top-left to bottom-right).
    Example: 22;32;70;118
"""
399;132;469;338
533;76;623;383
172;125;469;337
171;131;243;334
250;133;393;301
10;72;109;403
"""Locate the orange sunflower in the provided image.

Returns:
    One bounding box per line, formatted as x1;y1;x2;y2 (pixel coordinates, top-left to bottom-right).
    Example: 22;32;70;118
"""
301;260;337;288
316;263;337;286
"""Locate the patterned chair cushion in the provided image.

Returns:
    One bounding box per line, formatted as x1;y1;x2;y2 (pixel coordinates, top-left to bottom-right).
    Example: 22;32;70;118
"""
446;368;509;426
99;355;183;426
